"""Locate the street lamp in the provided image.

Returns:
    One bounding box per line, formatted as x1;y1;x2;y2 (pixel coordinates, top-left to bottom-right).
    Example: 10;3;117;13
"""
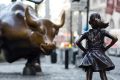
86;0;90;31
69;4;73;46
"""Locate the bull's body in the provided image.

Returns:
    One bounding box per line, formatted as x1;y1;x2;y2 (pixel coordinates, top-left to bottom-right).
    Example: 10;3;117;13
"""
0;2;41;63
0;1;65;75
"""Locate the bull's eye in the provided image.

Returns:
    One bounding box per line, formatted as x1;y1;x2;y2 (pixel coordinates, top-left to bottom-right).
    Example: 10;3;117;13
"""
55;29;59;35
54;29;58;36
40;27;45;34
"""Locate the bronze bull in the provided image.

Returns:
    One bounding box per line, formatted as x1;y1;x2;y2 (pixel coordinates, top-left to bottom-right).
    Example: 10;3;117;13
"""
0;1;65;75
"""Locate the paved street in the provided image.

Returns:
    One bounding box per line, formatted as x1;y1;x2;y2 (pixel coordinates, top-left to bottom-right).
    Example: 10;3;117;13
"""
0;56;119;80
106;56;120;80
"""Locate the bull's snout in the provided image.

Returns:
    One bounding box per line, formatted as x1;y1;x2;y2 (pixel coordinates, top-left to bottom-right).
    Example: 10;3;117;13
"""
40;42;56;53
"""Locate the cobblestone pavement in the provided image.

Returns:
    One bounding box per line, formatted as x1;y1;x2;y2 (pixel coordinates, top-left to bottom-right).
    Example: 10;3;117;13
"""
0;59;115;80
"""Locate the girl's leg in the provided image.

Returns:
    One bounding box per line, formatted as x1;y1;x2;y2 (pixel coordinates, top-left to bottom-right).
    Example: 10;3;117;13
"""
86;68;93;80
99;70;108;80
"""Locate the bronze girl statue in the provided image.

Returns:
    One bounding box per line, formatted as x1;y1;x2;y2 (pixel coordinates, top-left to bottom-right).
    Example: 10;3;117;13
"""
76;13;118;80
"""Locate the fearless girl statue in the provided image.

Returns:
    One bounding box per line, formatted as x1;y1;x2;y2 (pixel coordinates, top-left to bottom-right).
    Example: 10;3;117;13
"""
76;13;118;80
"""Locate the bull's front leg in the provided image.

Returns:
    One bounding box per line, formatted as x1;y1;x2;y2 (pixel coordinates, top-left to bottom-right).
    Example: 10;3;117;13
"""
32;57;42;72
23;55;42;75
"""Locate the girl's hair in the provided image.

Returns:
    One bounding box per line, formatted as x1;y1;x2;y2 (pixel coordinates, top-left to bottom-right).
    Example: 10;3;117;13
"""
89;13;109;29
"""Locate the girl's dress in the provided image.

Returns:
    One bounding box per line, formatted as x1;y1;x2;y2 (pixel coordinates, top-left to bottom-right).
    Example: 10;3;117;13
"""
78;29;115;72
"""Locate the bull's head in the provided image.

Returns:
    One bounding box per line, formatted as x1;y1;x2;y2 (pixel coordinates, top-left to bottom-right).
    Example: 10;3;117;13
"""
25;7;65;53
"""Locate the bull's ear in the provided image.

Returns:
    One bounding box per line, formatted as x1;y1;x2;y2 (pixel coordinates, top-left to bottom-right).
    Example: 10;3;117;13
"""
25;6;39;28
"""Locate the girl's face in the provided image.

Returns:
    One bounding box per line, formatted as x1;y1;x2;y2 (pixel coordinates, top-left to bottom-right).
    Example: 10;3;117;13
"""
89;13;102;29
90;19;101;29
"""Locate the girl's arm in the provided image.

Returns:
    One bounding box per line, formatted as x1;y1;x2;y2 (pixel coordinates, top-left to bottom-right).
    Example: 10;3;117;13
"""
104;31;118;51
76;33;87;52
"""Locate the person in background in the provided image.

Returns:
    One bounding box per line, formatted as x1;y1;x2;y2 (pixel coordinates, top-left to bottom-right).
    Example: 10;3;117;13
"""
76;13;118;80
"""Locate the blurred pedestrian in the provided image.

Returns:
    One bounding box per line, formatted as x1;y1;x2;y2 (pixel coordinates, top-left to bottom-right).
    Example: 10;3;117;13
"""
76;13;118;80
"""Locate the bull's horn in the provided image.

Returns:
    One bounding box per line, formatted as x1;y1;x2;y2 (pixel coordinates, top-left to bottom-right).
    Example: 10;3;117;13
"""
25;6;39;27
55;10;65;29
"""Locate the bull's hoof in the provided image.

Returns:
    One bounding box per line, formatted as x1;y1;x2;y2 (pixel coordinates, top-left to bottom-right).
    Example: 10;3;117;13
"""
33;63;42;72
34;64;42;72
23;66;36;75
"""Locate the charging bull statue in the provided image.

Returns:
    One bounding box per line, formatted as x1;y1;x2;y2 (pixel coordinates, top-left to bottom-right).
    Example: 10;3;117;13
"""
0;1;65;75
